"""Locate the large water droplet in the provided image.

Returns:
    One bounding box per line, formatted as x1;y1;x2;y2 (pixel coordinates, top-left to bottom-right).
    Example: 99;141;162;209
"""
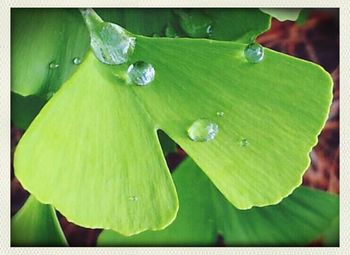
49;61;59;69
187;118;219;142
80;8;136;65
73;57;81;65
244;43;264;63
129;195;138;202
127;61;155;86
176;10;212;38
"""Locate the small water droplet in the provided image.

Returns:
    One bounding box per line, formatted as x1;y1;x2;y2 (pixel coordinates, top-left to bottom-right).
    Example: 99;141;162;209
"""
73;57;81;65
216;111;224;117
165;25;177;38
49;62;59;69
240;138;249;147
129;195;138;202
244;43;264;63
206;25;213;36
80;8;136;65
187;118;219;142
127;61;155;86
152;33;160;37
46;91;54;99
177;10;212;38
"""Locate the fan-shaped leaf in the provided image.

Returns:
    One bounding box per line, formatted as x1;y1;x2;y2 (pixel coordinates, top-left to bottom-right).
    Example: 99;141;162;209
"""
15;30;332;235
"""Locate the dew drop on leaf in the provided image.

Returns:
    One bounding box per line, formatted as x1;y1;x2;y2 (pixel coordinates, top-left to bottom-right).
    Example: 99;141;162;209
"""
80;8;136;65
187;118;219;142
216;111;224;117
177;9;213;38
127;61;155;86
46;91;54;99
244;43;264;63
240;138;249;147
128;196;138;202
49;61;59;69
165;24;178;38
206;25;213;36
72;57;81;65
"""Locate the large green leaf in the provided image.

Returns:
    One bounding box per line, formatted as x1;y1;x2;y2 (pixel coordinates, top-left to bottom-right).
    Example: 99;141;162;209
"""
11;9;90;98
98;159;339;246
15;27;332;235
11;8;270;98
11;195;67;246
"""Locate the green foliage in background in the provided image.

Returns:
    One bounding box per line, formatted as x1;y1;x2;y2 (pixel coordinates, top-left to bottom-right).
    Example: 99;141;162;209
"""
11;196;67;246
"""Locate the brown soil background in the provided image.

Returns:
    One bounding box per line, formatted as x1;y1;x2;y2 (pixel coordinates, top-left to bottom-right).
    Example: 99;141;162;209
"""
11;9;339;246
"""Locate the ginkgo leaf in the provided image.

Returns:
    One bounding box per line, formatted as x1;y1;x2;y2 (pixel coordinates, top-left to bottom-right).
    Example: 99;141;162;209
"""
97;158;339;246
11;195;67;246
15;29;332;235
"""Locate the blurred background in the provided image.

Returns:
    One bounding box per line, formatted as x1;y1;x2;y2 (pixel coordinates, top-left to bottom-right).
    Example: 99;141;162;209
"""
11;8;339;246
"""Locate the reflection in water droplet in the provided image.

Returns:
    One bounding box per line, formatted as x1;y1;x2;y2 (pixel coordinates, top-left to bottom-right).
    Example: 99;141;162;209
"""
177;9;212;38
127;61;155;86
244;43;264;63
240;138;249;147
187;118;219;142
49;62;59;69
73;57;81;65
80;8;136;65
129;196;138;202
216;111;224;117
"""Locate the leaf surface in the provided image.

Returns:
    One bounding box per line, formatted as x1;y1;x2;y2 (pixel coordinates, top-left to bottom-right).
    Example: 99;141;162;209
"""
15;32;332;235
11;195;67;246
97;159;339;246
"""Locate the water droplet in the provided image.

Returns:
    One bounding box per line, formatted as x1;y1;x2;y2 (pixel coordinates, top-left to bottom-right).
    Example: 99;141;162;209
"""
127;61;155;86
165;24;177;38
46;91;54;99
244;43;264;63
187;118;219;142
206;25;213;36
216;111;224;117
73;57;81;65
177;10;212;38
129;195;138;202
49;61;59;69
240;138;249;147
80;8;136;65
152;33;160;37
